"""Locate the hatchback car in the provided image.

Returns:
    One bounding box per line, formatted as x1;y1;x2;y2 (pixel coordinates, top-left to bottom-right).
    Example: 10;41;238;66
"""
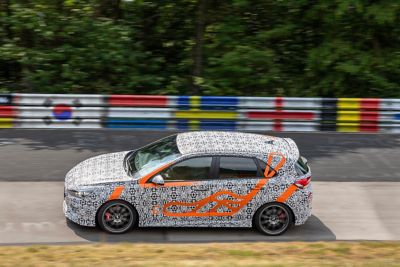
64;131;312;235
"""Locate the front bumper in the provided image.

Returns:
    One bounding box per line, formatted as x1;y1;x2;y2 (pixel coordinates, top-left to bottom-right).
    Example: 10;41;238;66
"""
63;195;97;227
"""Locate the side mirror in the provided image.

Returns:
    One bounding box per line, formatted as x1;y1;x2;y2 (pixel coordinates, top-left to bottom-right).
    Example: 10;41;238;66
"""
151;174;164;185
301;156;308;165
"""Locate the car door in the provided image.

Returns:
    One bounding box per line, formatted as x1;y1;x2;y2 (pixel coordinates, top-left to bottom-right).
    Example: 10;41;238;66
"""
209;156;266;226
145;156;215;227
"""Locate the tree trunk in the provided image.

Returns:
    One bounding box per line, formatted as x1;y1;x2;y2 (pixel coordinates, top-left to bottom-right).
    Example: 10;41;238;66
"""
2;0;12;82
97;0;122;20
191;0;206;95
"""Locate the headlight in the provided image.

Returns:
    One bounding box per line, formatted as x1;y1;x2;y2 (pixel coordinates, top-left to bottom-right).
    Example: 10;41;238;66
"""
67;189;92;198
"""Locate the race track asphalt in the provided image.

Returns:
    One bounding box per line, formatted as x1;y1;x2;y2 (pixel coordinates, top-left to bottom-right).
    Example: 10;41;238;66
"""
0;129;399;182
0;130;399;244
0;182;399;244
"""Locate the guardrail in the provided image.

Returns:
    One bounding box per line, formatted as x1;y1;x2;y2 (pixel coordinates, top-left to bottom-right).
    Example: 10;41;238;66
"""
0;93;399;132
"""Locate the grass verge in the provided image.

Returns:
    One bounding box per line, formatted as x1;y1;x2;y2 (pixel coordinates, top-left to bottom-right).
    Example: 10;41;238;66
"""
0;241;399;267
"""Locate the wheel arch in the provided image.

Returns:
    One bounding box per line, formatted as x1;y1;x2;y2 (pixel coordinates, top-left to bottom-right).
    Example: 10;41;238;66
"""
252;201;295;226
95;199;139;228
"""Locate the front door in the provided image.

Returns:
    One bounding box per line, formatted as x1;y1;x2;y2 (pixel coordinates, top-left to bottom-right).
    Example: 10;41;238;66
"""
146;156;215;227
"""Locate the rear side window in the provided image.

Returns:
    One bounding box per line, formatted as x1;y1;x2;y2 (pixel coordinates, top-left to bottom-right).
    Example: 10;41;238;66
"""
256;159;277;177
218;157;260;179
295;156;309;176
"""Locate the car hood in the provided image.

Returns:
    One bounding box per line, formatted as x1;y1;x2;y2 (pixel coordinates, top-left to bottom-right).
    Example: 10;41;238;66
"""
65;151;132;189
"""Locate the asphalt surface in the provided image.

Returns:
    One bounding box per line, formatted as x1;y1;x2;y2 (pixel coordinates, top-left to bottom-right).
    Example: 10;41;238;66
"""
0;181;398;245
0;130;399;244
0;129;399;182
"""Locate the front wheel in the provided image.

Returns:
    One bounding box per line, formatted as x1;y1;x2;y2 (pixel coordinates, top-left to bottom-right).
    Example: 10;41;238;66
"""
97;200;137;234
253;202;293;236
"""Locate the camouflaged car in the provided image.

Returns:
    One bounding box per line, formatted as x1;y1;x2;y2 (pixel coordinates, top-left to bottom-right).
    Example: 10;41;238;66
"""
64;131;312;235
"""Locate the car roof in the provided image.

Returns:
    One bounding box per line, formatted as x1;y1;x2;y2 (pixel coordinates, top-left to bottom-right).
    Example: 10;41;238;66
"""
176;131;299;162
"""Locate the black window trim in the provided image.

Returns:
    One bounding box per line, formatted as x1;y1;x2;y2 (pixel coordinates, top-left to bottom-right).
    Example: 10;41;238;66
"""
210;156;219;180
254;158;264;176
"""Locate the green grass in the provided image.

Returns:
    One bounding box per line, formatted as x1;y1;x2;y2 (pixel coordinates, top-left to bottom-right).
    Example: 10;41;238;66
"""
0;241;399;267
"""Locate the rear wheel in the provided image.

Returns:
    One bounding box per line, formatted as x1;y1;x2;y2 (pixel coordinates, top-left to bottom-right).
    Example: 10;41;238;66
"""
97;200;137;234
253;202;293;236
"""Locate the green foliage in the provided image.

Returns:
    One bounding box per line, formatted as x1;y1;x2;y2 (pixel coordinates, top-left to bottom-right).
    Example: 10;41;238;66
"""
1;0;399;97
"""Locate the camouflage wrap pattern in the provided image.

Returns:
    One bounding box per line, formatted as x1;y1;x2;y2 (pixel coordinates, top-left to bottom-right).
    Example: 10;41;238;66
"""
64;131;312;228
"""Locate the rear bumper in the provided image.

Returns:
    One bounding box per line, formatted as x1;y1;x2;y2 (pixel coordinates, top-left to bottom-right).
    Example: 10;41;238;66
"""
289;184;313;225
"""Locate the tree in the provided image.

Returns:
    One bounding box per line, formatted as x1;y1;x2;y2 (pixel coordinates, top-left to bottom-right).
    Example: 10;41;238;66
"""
0;0;399;97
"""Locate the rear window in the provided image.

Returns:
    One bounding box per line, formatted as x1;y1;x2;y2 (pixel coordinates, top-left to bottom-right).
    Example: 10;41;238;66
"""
295;156;309;175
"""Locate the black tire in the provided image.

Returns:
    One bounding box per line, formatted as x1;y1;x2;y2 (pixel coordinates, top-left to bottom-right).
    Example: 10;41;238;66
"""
97;200;137;234
253;202;293;236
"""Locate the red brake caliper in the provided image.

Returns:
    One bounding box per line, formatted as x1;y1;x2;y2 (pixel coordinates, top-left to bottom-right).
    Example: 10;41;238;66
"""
105;212;111;221
278;211;286;221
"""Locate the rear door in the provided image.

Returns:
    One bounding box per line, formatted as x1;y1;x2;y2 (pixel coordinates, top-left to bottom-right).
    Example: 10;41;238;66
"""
209;156;266;226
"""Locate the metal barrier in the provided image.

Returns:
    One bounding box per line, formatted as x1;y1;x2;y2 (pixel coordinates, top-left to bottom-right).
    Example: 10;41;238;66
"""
1;93;399;132
0;94;14;128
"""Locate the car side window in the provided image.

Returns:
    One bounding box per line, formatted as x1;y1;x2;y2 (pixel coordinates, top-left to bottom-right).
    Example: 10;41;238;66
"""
218;157;260;179
161;157;212;181
256;159;277;177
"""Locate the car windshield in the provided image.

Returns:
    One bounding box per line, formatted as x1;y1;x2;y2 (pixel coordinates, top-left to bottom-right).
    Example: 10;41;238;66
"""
126;135;181;178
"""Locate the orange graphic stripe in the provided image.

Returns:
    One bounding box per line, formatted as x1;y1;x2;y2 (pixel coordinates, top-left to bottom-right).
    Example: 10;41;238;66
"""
163;178;269;217
139;162;174;186
276;184;297;203
108;186;125;200
264;152;286;178
162;151;288;217
141;151;286;187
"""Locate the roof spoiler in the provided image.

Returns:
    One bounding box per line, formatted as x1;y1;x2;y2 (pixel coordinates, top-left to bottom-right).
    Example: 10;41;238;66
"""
283;138;300;160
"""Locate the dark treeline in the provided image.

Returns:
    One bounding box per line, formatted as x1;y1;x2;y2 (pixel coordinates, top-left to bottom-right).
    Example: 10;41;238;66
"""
1;0;399;97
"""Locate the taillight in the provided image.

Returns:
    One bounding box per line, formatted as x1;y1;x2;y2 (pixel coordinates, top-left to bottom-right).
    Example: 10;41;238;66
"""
295;176;311;189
